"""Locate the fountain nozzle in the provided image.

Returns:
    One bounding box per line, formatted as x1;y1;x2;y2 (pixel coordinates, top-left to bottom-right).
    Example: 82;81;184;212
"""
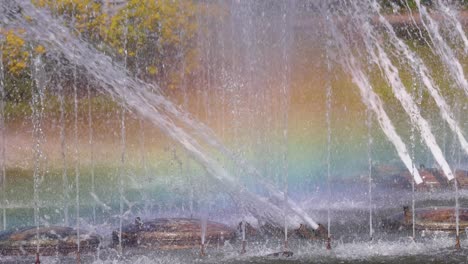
456;235;461;249
403;206;412;224
241;240;247;254
326;237;332;250
76;250;81;264
35;252;40;264
200;243;206;257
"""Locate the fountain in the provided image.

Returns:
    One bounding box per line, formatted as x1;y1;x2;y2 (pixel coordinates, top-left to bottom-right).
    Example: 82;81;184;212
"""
0;0;467;263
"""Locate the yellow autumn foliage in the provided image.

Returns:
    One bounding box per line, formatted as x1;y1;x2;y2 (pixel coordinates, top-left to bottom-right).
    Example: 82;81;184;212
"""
32;0;107;40
1;29;29;76
106;0;198;85
0;0;216;91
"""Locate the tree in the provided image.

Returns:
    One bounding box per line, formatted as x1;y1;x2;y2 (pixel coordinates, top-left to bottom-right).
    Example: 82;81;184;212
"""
1;29;47;103
106;0;198;89
1;29;29;76
1;0;202;103
32;0;107;42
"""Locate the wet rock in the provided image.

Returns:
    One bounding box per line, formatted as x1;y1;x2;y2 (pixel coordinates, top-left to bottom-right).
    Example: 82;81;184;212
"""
294;224;314;239
314;223;329;239
375;166;466;191
456;169;468;188
383;206;468;232
0;226;100;256
113;218;236;250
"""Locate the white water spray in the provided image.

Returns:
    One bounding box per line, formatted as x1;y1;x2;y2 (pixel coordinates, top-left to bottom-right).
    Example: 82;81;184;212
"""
324;12;423;184
414;0;468;96
87;83;96;224
0;47;6;230
356;10;454;181
31;54;45;255
58;82;69;226
434;0;468;54
2;0;321;230
325;50;333;241
370;0;468;158
118;7;129;254
366;110;373;239
72;58;81;258
280;0;292;249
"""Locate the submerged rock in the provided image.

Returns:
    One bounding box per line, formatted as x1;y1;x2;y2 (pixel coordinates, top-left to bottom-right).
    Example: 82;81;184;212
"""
383;206;468;232
0;226;100;256
113;218;236;250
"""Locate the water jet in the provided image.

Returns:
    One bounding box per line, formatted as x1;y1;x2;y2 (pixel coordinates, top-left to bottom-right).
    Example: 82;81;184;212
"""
0;0;466;263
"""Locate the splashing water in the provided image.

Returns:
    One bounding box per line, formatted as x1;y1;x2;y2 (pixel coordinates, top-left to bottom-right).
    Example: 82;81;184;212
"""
433;0;468;54
369;0;468;158
58;80;69;226
0;0;320;229
351;3;454;181
323;7;423;184
0;42;6;230
415;0;468;96
366;109;373;239
1;1;467;263
31;54;46;255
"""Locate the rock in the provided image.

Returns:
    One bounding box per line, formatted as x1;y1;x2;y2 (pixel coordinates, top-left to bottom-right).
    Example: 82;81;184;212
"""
456;169;468;188
0;226;100;256
383;206;468;232
375;166;463;191
113;218;236;250
294;224;314;239
313;223;329;239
